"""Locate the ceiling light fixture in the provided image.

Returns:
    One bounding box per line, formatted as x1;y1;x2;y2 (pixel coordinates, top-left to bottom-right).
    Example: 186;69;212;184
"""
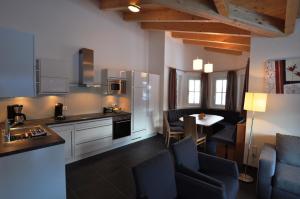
204;62;213;73
193;58;203;70
128;4;141;13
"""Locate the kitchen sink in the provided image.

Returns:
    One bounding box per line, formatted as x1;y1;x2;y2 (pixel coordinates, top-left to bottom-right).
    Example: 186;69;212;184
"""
4;126;51;142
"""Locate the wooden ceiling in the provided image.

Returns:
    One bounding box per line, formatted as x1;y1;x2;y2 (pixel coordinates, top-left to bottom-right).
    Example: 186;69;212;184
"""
99;0;300;55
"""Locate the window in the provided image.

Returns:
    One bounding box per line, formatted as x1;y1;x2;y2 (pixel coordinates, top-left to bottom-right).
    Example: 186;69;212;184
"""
215;79;227;106
188;79;201;104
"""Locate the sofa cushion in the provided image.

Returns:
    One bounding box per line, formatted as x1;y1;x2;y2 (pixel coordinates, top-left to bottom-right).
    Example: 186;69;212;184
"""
272;188;300;199
274;162;300;196
276;133;300;167
210;122;236;145
170;121;184;128
132;151;177;199
170;126;184;132
178;165;225;189
172;137;200;171
206;172;239;199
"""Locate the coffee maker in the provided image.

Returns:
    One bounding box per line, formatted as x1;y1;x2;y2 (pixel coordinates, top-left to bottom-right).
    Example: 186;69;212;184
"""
54;103;65;120
7;105;27;125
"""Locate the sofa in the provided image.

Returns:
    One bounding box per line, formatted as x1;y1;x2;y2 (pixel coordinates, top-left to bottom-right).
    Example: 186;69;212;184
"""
173;137;239;199
257;133;300;199
165;108;245;162
132;150;226;199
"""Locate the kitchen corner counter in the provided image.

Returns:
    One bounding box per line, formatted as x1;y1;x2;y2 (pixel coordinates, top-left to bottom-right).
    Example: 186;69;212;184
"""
0;111;130;157
0;126;64;157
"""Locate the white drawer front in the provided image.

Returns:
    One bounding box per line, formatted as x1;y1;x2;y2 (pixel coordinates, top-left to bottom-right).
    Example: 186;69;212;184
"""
50;124;74;132
75;125;112;144
75;118;112;131
75;137;112;156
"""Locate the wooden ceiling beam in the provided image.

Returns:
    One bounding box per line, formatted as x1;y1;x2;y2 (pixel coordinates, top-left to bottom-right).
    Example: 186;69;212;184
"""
141;22;251;36
147;0;284;37
284;0;300;34
100;0;289;37
212;0;229;16
204;47;243;55
123;8;214;22
171;32;250;45
183;39;250;51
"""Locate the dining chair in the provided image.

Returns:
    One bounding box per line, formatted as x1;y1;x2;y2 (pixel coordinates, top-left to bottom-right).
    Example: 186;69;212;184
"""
163;111;184;148
183;116;206;147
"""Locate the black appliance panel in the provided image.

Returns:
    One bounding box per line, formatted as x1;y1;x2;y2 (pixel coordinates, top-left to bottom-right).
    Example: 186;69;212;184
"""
113;115;131;139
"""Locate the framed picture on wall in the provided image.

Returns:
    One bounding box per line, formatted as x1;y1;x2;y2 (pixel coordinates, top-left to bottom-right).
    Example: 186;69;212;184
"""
265;57;300;94
284;59;300;83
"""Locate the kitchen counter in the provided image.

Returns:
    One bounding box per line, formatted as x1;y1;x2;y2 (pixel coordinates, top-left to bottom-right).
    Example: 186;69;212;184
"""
0;111;131;157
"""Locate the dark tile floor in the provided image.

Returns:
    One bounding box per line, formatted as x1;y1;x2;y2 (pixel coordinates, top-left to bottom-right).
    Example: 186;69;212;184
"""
66;135;257;199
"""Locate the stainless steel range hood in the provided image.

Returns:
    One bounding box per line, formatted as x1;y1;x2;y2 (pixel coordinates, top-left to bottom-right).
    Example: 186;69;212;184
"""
79;48;99;87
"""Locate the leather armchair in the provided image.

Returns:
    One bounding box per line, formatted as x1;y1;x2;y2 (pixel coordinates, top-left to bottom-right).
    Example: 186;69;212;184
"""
132;150;226;199
172;137;239;199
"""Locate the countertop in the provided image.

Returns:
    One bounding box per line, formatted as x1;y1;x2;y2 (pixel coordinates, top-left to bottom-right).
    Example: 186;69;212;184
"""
0;111;131;157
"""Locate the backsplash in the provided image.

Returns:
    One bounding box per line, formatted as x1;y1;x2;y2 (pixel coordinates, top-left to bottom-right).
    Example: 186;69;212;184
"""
0;87;129;122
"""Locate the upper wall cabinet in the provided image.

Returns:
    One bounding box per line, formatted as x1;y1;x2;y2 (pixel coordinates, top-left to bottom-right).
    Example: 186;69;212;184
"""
36;59;69;95
0;28;35;98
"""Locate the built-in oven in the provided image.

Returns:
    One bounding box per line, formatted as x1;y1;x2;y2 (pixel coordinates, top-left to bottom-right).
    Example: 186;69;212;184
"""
108;79;126;95
113;114;131;139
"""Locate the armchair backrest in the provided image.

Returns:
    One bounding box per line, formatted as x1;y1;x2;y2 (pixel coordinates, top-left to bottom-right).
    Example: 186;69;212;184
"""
132;150;177;199
172;137;200;172
276;133;300;167
183;116;198;143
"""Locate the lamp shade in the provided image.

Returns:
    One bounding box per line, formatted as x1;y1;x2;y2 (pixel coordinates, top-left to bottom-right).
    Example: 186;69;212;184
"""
204;63;213;73
193;58;203;70
128;4;141;12
244;92;268;112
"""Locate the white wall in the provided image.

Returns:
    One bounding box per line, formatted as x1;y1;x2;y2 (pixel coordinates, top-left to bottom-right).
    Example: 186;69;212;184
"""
245;19;300;167
163;32;205;110
0;0;149;121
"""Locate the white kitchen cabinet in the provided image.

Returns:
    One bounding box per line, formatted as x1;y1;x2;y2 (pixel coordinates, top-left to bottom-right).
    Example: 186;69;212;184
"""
147;74;161;134
36;59;69;95
50;124;74;164
0;28;35;97
130;71;149;133
50;118;113;163
74;118;113;158
0;144;66;199
101;69;127;83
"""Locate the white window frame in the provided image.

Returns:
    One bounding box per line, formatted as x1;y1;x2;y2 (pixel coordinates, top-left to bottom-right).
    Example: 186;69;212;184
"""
212;77;227;109
187;78;201;105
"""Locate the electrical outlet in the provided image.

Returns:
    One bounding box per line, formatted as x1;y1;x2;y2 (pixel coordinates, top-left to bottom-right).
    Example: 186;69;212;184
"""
63;105;68;111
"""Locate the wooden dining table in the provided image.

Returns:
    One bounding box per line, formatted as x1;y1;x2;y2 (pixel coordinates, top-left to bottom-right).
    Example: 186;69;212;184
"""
179;114;224;134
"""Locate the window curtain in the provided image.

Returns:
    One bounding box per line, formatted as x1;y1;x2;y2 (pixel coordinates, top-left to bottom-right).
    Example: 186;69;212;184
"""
168;68;177;110
241;59;250;116
225;71;237;111
200;72;208;109
275;60;285;94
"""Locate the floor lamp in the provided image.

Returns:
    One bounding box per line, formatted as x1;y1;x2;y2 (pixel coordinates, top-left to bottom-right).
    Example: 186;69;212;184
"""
239;92;268;183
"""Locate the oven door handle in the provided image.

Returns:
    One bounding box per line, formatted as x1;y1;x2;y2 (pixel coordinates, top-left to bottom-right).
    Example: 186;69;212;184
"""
114;120;131;124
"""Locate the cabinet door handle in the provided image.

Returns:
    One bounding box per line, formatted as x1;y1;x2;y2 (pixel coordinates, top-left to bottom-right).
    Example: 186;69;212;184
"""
115;120;131;124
